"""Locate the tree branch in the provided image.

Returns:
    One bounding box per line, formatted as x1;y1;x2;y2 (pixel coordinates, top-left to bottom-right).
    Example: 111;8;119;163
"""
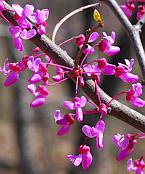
1;1;145;132
100;0;145;80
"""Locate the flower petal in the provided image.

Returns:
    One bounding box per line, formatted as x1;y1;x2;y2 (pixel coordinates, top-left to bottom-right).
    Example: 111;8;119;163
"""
28;73;41;83
27;84;37;96
30;96;45;108
67;155;82;166
4;72;19;87
104;46;120;56
116;150;130;161
20;29;36;40
76;107;83;122
82;125;97;138
64;101;74;110
57;125;70;136
13;38;24;51
54;110;61;122
82;152;92;170
88;32;99;42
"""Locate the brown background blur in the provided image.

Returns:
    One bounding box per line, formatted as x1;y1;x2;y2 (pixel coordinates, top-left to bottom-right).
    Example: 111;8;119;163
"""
0;0;144;174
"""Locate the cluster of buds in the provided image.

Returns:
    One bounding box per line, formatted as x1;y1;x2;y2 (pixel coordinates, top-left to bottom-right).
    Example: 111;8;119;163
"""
0;0;144;173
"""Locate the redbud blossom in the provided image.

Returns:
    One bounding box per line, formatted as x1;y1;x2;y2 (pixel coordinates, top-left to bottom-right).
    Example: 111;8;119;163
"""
75;32;99;55
127;158;145;174
126;83;145;107
27;84;48;108
0;0;4;11
82;120;105;149
54;110;74;136
116;59;139;83
112;134;138;160
67;145;92;170
120;1;145;21
98;32;120;56
64;96;86;122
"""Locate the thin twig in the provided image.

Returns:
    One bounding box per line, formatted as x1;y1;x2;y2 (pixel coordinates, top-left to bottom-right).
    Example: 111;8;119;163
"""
52;3;100;43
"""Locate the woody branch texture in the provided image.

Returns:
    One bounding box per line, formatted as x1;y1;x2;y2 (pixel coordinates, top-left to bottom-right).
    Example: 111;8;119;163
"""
2;1;145;132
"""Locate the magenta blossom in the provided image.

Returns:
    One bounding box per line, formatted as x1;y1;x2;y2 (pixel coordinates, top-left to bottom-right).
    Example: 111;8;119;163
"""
127;158;145;174
0;58;27;87
12;4;34;28
52;67;64;82
83;58;116;83
9;4;49;51
112;133;138;161
27;84;48;108
75;32;99;55
31;9;49;35
120;2;145;21
116;59;139;83
9;26;36;51
12;4;49;35
27;56;49;85
126;83;145;107
82;120;105;149
120;2;135;19
54;110;74;136
67;145;92;170
98;32;120;56
0;0;4;11
64;96;86;122
137;5;145;21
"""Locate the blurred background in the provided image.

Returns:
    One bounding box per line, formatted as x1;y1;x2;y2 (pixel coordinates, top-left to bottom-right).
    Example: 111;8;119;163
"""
0;0;144;174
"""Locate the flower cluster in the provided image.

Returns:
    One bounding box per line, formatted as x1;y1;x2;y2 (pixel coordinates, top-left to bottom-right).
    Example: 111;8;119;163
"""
7;3;49;51
120;0;145;21
0;1;145;173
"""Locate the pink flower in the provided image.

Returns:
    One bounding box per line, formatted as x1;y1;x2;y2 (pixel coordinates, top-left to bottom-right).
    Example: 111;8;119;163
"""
27;84;48;108
30;95;45;108
27;56;49;85
126;83;145;107
67;145;92;170
112;134;137;161
30;9;49;35
4;72;19;87
83;63;101;82
64;96;86;122
52;67;64;82
12;4;34;28
82;120;105;149
137;5;145;21
83;58;116;83
97;58;116;75
75;32;99;55
116;59;139;83
120;2;135;18
54;110;74;136
98;32;120;56
9;4;49;51
9;26;36;51
120;2;145;21
127;158;145;174
0;0;4;11
0;58;27;87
